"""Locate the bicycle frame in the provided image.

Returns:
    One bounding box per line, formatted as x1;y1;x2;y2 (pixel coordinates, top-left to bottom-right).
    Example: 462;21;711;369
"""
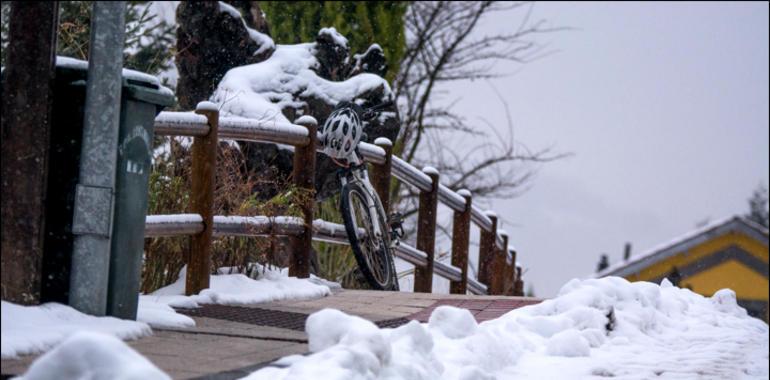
338;151;386;243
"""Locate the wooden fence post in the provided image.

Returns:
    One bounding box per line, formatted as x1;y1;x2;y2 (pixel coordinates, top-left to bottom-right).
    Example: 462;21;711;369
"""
186;104;218;295
371;138;393;214
514;266;524;296
449;190;472;294
414;168;439;293
477;212;498;293
490;231;508;295
289;116;317;278
508;247;517;296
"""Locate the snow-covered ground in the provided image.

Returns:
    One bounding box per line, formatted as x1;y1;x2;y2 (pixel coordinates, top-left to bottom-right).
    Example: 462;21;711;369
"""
2;264;335;358
1;302;150;359
5;276;768;379
138;264;335;328
14;332;169;380
243;277;769;380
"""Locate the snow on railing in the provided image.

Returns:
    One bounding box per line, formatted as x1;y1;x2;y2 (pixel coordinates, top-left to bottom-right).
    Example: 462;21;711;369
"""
154;112;210;136
218;116;309;146
467;277;488;295
433;260;463;282
149;106;522;296
391;156;433;192
145;214;204;237
438;184;466;213
395;243;429;267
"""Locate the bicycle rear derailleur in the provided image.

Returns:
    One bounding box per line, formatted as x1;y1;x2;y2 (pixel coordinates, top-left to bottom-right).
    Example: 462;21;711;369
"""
389;212;405;246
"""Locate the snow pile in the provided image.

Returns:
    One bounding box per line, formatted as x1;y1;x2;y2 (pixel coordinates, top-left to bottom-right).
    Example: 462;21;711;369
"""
242;277;769;380
136;299;195;329
140;264;332;313
210;41;391;124
16;331;168;380
1;301;151;359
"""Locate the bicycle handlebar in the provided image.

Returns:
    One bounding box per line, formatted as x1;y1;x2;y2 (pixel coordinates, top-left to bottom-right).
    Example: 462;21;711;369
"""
361;100;394;121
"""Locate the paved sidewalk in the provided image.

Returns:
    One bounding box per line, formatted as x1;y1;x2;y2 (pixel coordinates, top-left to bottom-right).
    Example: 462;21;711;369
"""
1;290;541;379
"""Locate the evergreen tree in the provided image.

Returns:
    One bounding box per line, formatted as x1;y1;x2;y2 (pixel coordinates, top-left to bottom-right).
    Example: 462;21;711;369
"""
260;1;407;83
745;183;769;228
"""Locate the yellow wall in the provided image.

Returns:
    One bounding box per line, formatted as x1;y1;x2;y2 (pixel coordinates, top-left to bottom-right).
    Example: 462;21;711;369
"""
625;231;768;304
683;260;768;300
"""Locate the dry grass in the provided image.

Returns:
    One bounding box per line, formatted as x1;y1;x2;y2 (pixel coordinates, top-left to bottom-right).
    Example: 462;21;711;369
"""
141;137;303;293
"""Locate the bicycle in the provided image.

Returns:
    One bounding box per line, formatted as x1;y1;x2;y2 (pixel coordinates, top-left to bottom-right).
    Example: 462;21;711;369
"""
320;100;404;291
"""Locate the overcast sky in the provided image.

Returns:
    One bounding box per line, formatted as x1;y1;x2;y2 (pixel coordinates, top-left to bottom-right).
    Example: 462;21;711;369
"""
442;2;769;297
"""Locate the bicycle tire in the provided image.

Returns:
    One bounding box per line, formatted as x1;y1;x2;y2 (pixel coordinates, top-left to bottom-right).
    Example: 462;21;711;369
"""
340;181;399;290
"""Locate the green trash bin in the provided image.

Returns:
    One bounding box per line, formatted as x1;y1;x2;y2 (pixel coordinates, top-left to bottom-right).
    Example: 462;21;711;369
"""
2;57;175;318
107;68;176;319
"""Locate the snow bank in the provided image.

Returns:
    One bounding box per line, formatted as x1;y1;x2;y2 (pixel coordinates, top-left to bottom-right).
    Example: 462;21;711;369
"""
16;331;169;380
140;264;332;311
1;301;150;359
242;277;769;380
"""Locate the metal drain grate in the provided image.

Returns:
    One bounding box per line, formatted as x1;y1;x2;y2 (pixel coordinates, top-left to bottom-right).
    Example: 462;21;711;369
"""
175;305;411;331
175;305;309;331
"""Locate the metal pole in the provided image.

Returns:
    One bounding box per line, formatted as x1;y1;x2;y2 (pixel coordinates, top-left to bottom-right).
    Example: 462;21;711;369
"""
186;105;219;295
0;1;59;305
289;116;317;278
449;190;472;294
69;1;126;315
414;168;439;293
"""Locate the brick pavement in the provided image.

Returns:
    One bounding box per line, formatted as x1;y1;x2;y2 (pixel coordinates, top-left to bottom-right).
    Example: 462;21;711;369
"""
1;290;542;379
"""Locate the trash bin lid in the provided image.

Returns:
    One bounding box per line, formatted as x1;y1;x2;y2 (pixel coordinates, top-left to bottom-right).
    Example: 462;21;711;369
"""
54;56;176;107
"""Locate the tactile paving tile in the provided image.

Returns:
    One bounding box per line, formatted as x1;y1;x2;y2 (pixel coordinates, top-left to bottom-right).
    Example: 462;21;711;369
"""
174;304;412;331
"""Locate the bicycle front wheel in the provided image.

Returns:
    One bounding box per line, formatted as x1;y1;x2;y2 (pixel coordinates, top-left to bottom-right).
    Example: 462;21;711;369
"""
340;181;398;290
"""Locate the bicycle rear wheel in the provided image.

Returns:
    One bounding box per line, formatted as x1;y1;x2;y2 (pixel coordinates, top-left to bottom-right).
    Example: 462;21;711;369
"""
340;181;398;290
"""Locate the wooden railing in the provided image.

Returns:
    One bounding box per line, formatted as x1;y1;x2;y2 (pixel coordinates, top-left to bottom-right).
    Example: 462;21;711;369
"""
147;102;522;296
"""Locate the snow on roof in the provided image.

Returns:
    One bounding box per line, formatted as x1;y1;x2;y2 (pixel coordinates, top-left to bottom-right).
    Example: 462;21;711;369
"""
212;43;391;124
595;216;769;278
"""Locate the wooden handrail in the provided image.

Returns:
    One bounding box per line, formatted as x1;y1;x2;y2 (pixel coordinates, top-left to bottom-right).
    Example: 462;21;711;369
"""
149;106;520;296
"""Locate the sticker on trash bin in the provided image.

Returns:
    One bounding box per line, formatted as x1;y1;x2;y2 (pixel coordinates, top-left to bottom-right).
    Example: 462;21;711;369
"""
119;125;151;175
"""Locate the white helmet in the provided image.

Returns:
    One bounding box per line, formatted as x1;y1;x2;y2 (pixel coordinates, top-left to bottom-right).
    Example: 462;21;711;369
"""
321;101;363;160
